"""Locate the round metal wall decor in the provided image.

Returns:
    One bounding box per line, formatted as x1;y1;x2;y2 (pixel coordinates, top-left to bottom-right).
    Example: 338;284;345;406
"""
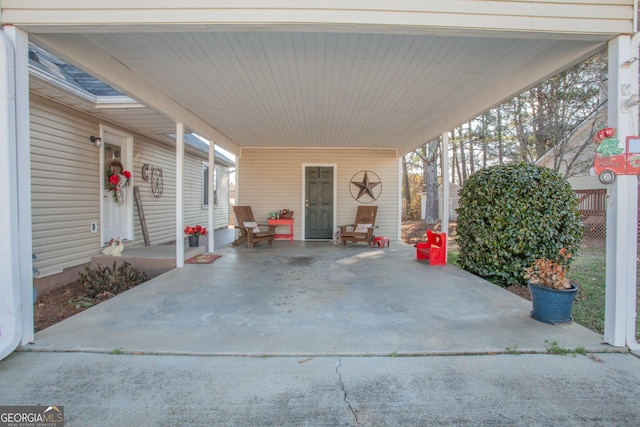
151;167;164;198
349;170;382;203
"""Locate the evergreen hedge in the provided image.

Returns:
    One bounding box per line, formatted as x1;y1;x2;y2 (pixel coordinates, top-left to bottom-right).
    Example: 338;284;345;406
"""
456;163;583;287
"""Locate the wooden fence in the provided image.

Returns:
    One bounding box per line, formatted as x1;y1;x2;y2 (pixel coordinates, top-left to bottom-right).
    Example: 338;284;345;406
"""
573;188;640;240
574;189;607;240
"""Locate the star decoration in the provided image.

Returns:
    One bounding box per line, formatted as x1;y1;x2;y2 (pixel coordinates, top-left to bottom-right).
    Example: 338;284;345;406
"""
351;171;381;201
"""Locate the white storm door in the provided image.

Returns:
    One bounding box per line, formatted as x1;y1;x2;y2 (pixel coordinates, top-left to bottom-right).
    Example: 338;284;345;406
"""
101;129;133;245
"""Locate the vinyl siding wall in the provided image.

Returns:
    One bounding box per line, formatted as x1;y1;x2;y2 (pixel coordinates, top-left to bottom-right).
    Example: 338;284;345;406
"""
214;165;231;227
538;154;606;188
31;96;102;278
567;175;607;190
237;148;399;240
182;159;231;232
131;135;177;246
31;95;230;277
132;139;230;244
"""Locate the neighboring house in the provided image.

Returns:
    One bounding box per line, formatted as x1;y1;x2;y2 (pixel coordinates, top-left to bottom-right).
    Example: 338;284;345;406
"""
439;183;460;222
535;103;640;239
28;44;234;292
536;103;608;191
418;183;460;222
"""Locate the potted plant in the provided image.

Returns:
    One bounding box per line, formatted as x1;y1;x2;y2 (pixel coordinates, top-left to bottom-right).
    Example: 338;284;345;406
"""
524;248;579;325
184;224;207;247
279;208;294;219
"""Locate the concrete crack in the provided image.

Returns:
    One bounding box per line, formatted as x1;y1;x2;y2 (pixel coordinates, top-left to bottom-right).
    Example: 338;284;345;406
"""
336;356;362;426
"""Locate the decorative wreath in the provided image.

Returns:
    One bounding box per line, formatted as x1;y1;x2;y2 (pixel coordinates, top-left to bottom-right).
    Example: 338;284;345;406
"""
106;160;131;205
629;155;640;169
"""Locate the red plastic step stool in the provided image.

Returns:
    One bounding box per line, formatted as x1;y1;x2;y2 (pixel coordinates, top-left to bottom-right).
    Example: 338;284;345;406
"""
416;230;446;265
372;236;389;248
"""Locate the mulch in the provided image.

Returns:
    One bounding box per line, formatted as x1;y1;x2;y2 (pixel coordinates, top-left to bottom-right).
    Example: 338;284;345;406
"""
505;285;532;301
34;281;88;332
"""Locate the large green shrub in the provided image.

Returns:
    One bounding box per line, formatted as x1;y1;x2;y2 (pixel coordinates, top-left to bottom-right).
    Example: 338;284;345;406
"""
456;163;583;287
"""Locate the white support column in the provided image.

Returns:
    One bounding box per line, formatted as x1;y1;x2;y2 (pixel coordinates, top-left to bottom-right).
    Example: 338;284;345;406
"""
5;27;33;346
207;142;215;251
176;123;185;268
397;156;403;241
441;132;450;263
604;35;640;349
0;28;20;360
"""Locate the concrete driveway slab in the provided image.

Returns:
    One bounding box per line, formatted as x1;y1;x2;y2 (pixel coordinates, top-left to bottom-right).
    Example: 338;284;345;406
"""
1;351;639;426
27;241;607;356
4;241;639;426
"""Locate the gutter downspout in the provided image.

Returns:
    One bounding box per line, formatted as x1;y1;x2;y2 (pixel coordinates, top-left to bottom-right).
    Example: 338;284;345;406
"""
0;28;22;361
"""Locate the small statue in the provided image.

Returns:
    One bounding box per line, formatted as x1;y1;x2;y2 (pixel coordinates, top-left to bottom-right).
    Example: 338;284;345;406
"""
102;237;115;255
110;237;124;257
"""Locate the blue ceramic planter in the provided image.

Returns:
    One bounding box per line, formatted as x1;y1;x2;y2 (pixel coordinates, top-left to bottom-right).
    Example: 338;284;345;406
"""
528;281;578;325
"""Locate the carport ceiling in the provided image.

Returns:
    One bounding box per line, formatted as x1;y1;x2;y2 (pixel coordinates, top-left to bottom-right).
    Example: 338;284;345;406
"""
31;30;608;155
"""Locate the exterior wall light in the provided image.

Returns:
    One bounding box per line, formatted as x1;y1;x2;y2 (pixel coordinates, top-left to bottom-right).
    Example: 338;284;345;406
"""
89;135;102;147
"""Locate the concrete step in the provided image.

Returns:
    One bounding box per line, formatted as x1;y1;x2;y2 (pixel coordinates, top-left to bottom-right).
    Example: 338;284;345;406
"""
91;245;205;279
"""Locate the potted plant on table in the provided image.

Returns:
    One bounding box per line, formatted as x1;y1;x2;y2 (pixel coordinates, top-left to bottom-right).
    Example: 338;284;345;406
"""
524;248;579;325
279;208;294;219
184;224;207;247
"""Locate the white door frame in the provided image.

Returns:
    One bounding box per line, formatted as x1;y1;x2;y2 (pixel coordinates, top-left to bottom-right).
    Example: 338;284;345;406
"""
301;163;337;240
100;124;134;244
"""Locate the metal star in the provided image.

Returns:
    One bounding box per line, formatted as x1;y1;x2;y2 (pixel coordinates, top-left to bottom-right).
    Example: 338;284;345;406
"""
351;171;381;201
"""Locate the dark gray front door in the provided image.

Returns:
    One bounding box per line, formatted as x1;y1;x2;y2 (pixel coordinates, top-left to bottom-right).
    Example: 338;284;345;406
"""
305;167;333;239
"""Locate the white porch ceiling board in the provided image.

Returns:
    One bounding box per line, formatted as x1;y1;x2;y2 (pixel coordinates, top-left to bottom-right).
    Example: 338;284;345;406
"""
30;33;240;155
82;31;575;151
394;39;607;153
31;29;609;154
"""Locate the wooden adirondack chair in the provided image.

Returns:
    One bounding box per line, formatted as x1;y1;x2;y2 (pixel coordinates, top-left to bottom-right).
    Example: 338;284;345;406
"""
338;206;378;246
232;206;276;248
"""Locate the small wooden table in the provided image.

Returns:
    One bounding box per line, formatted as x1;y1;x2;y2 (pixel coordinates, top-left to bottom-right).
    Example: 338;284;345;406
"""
268;218;294;244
